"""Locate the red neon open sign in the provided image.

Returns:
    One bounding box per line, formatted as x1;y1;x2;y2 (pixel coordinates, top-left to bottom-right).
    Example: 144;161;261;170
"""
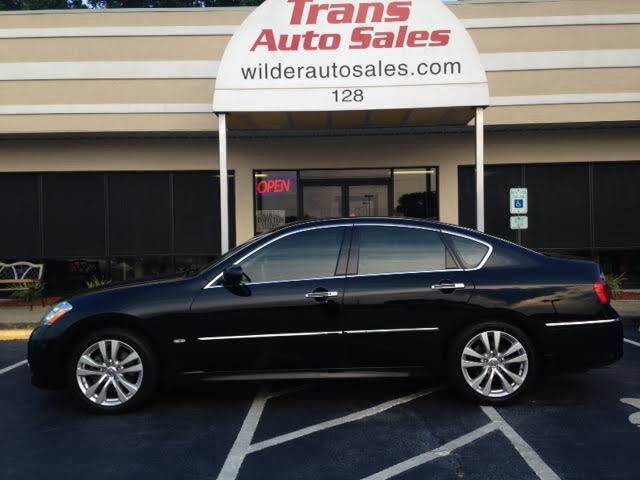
256;178;293;194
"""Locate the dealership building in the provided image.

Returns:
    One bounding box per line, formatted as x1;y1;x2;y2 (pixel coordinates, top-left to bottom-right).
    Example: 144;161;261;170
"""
0;0;639;290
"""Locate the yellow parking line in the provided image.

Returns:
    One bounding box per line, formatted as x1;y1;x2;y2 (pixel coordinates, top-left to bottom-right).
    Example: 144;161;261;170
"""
0;329;33;341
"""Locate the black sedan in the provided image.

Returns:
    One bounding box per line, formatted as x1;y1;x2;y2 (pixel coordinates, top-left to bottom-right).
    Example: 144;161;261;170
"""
28;218;623;413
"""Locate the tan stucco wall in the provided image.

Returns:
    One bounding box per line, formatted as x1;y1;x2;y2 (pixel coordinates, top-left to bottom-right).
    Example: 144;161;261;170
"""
0;0;639;133
2;128;639;243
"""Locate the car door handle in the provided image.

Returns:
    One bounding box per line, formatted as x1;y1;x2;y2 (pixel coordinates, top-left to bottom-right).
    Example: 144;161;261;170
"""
305;291;339;299
430;283;465;290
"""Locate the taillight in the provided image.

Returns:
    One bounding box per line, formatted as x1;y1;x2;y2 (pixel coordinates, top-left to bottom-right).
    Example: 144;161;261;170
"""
594;280;611;305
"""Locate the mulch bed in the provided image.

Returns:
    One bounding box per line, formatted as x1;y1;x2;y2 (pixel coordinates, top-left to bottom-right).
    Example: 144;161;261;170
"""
615;291;640;301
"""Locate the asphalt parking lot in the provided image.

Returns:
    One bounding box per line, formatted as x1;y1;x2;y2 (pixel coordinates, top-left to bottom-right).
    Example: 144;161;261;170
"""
1;327;640;480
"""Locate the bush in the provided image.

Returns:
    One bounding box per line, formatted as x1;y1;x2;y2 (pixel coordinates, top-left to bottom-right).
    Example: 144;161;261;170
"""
605;272;626;299
11;281;45;310
85;276;111;289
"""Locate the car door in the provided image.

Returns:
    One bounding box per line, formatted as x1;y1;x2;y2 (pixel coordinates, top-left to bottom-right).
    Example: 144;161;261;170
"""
341;224;476;369
187;225;350;373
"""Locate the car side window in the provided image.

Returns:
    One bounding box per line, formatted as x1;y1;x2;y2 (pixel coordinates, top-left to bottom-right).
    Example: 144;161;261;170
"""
447;234;490;269
238;227;346;283
356;226;454;275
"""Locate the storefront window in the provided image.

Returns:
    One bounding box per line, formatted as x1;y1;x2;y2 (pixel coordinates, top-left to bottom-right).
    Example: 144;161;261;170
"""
254;170;299;233
393;168;438;219
253;168;439;234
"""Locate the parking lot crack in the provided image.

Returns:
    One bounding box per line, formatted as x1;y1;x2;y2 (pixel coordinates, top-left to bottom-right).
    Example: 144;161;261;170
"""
360;423;498;480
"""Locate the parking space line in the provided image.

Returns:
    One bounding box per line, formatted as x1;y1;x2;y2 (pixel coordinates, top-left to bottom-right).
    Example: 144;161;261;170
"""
248;387;443;453
360;423;498;480
482;407;561;480
0;359;27;375
624;338;640;348
217;388;269;480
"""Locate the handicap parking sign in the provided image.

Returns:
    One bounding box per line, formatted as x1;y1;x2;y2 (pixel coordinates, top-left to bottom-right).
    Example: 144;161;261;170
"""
509;188;528;214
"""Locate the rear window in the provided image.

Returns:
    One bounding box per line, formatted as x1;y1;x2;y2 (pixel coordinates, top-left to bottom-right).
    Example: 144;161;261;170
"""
448;235;490;269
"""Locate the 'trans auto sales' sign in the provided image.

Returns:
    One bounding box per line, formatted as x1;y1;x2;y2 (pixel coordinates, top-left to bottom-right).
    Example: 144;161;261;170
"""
251;0;452;51
213;0;489;112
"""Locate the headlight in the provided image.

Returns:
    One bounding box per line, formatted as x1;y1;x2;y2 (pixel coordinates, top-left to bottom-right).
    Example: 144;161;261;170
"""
41;301;73;326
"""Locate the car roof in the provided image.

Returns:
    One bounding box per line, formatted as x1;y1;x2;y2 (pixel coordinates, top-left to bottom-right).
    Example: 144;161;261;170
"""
273;217;541;251
274;217;476;235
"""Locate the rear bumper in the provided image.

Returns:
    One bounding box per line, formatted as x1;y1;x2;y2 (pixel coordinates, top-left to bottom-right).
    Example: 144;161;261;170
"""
540;318;623;372
28;325;66;390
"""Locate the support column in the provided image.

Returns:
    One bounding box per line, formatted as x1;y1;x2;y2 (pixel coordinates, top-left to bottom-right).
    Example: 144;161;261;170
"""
218;113;229;254
475;107;485;232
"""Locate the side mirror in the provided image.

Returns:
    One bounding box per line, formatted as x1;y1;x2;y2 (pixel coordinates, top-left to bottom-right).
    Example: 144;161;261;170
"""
222;265;244;285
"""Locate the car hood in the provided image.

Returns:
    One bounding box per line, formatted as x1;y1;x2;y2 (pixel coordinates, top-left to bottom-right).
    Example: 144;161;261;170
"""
66;272;190;303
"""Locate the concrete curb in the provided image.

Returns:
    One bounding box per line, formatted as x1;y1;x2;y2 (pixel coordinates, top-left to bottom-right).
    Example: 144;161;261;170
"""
0;329;34;341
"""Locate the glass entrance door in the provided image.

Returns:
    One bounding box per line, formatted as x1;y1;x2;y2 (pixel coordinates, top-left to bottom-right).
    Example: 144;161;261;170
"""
302;185;343;219
348;184;388;217
302;183;389;219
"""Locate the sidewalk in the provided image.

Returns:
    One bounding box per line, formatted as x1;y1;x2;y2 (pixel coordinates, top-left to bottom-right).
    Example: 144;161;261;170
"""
0;305;48;340
0;306;48;329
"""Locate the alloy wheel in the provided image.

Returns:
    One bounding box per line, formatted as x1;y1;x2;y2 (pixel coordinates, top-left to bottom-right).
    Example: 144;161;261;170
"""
460;330;529;398
76;339;144;407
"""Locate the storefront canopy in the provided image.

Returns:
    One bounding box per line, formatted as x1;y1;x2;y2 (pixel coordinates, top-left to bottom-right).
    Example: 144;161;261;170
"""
213;0;489;116
212;0;489;251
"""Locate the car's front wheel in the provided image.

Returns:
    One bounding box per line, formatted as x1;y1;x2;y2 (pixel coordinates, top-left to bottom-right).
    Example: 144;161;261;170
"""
67;328;158;413
448;322;536;404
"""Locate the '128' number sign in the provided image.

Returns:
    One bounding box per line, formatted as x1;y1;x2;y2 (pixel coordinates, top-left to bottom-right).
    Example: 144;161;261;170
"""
332;89;364;103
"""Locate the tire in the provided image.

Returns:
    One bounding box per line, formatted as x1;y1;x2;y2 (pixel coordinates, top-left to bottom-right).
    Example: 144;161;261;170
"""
447;322;536;405
67;328;158;413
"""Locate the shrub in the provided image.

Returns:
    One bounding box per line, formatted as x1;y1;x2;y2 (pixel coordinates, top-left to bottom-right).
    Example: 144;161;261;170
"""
605;272;626;299
11;281;45;310
85;276;111;289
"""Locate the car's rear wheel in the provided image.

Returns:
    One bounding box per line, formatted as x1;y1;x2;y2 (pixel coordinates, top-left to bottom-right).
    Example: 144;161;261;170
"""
67;328;158;413
448;322;536;404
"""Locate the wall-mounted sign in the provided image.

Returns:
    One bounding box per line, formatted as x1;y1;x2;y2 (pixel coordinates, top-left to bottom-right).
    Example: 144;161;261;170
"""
510;188;528;215
256;177;295;195
213;0;489;112
510;215;528;230
256;209;286;232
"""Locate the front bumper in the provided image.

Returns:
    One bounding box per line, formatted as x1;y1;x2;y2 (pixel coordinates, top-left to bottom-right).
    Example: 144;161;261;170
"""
28;325;66;389
540;318;623;372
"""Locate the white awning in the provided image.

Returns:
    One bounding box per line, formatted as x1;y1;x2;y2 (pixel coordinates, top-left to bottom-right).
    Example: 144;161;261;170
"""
213;0;489;113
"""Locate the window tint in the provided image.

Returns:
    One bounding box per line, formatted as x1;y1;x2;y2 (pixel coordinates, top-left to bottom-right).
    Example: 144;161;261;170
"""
448;235;489;268
239;227;345;283
357;226;450;275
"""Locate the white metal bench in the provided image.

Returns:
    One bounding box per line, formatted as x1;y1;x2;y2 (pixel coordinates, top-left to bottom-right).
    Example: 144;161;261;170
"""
0;261;44;291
